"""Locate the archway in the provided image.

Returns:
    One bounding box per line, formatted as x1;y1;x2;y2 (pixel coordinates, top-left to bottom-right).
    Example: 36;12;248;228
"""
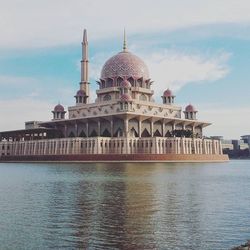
79;130;86;137
141;128;151;137
130;127;139;137
101;129;111;137
154;129;161;137
69;131;75;138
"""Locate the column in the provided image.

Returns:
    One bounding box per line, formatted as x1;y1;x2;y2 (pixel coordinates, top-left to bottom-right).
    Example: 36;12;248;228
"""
33;141;37;155
192;125;195;138
24;142;28;155
66;139;70;154
154;137;159;154
86;121;89;138
150;120;154;137
162;120;165;138
123;119;129;154
172;123;176;137
96;138;100;154
219;140;223;154
138;120;142;138
75;123;78;137
64;124;67;138
110;119;113;137
124;119;129;137
55;140;58;155
97;120;101;136
182;124;186;138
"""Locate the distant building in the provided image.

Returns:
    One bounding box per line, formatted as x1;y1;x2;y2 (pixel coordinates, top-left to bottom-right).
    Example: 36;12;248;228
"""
241;135;250;148
222;139;234;151
215;136;250;158
232;139;249;151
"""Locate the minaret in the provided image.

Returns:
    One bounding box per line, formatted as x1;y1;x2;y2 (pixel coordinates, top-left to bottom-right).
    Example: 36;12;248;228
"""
80;29;89;103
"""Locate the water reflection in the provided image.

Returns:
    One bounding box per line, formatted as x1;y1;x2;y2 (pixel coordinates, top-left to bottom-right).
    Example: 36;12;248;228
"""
0;162;250;249
45;164;157;249
42;164;213;249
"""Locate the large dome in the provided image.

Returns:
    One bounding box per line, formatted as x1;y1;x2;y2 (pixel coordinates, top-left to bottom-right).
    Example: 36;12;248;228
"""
101;51;149;79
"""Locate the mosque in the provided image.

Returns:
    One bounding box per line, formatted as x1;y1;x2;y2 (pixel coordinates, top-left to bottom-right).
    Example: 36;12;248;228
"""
0;30;228;162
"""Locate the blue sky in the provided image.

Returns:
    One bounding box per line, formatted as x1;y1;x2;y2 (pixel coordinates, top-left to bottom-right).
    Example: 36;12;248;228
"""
0;0;250;138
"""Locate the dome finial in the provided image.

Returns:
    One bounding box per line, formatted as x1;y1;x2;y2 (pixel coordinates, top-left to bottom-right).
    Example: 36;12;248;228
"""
123;28;127;52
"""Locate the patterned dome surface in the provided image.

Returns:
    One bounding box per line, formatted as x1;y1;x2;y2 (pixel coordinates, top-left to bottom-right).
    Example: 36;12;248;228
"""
101;51;149;79
163;88;173;97
54;104;65;112
185;104;197;112
75;90;86;97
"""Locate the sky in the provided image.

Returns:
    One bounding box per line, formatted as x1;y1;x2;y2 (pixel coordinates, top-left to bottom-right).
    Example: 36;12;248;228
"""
0;0;250;139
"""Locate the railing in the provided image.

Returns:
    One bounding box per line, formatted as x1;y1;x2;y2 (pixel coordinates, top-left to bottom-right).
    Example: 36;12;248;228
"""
0;137;222;157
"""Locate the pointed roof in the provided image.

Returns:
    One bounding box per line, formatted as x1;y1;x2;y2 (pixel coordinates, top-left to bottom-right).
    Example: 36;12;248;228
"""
185;104;197;112
163;88;174;97
83;29;88;44
53;104;65;112
123;28;127;52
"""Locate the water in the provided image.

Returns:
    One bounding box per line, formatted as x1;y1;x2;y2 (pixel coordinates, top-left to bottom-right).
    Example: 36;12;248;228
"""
0;161;249;250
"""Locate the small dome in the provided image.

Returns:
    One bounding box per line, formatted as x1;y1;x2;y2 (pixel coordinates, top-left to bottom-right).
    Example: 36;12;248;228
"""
185;104;197;112
101;51;149;79
75;89;86;97
54;104;65;112
120;93;132;102
163;88;173;97
120;80;132;88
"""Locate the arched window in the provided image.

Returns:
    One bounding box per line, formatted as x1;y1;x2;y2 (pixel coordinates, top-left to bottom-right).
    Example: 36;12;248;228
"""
127;77;135;87
140;94;147;101
107;78;113;87
100;80;105;89
103;94;111;101
117;77;123;86
124;102;128;110
137;78;143;87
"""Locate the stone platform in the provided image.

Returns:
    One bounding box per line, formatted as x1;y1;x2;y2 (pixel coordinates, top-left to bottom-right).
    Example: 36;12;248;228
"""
0;153;229;163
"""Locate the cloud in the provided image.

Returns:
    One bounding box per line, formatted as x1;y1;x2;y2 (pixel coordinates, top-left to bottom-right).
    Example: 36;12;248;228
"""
1;0;250;48
0;74;76;106
199;105;250;139
0;99;53;131
0;75;39;87
88;49;230;97
143;50;231;95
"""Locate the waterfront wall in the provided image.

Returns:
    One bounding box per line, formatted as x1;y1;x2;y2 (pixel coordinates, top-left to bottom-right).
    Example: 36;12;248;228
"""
0;137;223;157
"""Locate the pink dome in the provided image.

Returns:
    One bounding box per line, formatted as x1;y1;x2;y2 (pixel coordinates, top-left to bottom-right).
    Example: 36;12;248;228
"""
54;104;65;112
163;88;173;97
185;104;197;112
120;93;132;102
101;51;149;79
120;80;132;88
75;89;86;97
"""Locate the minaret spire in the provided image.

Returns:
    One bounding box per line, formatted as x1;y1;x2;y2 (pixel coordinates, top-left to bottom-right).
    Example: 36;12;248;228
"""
80;28;89;104
123;28;127;52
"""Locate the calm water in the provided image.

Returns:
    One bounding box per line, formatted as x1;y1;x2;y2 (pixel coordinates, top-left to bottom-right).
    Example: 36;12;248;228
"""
0;161;249;250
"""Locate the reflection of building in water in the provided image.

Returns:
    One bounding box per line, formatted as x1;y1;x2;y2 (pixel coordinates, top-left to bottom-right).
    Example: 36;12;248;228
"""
0;30;228;162
53;164;157;249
